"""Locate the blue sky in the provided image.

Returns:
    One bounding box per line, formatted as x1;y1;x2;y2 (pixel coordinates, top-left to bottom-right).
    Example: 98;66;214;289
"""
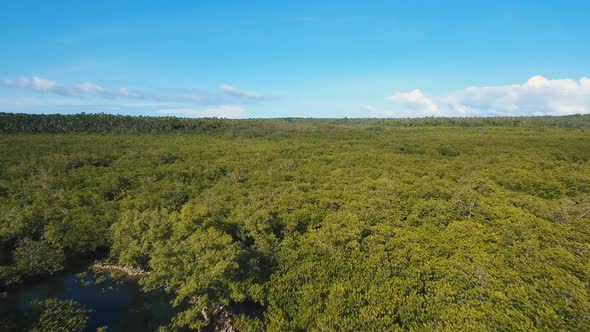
1;0;589;118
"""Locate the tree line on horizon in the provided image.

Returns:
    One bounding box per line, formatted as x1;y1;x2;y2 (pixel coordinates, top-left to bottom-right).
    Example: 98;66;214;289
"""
1;112;590;135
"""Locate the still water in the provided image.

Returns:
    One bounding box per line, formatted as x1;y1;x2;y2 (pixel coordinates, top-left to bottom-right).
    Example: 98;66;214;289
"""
0;268;175;331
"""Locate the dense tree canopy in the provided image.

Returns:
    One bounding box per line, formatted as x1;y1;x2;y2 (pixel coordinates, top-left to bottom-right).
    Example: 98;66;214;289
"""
1;113;589;330
2;112;590;135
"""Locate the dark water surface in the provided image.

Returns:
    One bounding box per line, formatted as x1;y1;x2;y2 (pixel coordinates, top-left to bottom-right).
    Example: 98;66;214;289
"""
0;269;175;331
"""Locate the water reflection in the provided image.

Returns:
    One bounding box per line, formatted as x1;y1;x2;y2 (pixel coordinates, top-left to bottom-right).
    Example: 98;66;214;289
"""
1;269;174;331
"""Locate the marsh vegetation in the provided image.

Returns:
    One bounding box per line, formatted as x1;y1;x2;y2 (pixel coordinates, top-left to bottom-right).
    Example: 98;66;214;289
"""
1;113;589;331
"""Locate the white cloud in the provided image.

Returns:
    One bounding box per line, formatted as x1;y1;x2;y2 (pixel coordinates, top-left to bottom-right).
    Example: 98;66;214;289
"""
382;76;590;117
3;76;58;92
1;76;267;106
386;89;439;115
77;82;104;94
157;105;244;119
1;76;144;99
114;87;145;99
446;75;590;116
219;84;265;102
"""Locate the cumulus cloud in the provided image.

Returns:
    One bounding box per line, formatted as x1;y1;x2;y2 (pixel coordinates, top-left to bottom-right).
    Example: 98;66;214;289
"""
446;76;590;116
383;76;590;117
385;89;439;114
1;76;267;106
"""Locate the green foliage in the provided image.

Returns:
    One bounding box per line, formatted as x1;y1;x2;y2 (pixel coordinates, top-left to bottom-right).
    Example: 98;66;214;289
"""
111;209;175;269
1;112;590;135
1;114;589;330
31;298;92;332
142;227;250;330
13;239;64;277
0;112;228;134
